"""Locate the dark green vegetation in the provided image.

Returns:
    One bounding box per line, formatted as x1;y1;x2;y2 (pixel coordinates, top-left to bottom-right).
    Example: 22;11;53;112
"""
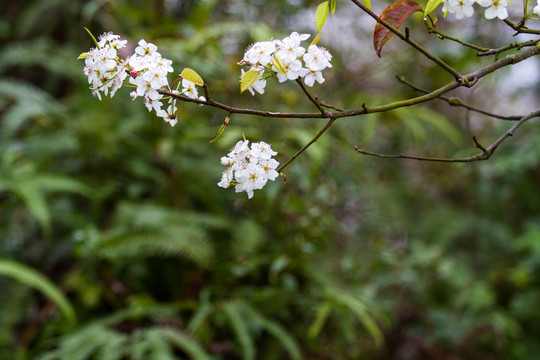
1;0;539;359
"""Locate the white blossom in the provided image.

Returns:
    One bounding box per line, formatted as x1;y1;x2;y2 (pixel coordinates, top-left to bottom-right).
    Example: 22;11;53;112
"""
218;140;280;199
442;0;475;18
533;0;540;15
477;0;508;19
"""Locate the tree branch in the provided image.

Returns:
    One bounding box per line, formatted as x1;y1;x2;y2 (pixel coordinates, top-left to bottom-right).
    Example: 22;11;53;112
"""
349;0;464;81
354;108;540;162
276;117;337;173
395;75;522;121
424;20;489;52
476;39;540;57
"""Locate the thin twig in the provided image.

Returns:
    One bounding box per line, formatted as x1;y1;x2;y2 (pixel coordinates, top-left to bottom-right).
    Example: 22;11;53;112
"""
354;109;540;162
295;78;330;116
277;117;337;172
161;45;540;121
504;19;540;35
476;39;540;57
349;0;464;81
424;21;489;52
395;75;522;121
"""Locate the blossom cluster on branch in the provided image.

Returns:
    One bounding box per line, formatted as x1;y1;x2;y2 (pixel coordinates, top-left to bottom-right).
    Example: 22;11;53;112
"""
81;32;204;127
218;140;280;199
79;0;540;199
239;32;333;95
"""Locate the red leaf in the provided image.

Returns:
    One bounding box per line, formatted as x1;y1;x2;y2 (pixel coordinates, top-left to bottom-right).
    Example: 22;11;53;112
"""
373;0;422;57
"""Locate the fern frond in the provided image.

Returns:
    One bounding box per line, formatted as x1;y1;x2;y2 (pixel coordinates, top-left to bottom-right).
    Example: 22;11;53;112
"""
0;38;80;78
161;328;212;360
186;298;213;335
325;289;384;347
145;329;176;360
232;220;265;258
96;226;213;266
9;175;94;236
223;301;255;360
0;259;76;325
307;301;332;339
0;79;63;140
94;332;127;360
243;303;301;360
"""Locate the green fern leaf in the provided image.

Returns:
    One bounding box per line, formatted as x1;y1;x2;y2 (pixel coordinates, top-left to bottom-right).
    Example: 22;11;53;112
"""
161;328;212;360
243;304;301;360
0;259;76;325
223;301;255;360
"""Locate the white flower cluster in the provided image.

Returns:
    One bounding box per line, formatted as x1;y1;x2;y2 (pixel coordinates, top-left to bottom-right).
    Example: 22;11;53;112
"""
82;32;204;127
239;32;333;95
534;0;540;16
218;140;280;199
442;0;509;19
83;33;128;100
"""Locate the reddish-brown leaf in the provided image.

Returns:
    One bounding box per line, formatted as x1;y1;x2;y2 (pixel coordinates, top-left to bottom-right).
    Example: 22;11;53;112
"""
373;0;422;57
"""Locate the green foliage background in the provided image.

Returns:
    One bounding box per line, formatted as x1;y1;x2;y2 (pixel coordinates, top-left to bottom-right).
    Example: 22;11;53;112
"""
1;0;539;359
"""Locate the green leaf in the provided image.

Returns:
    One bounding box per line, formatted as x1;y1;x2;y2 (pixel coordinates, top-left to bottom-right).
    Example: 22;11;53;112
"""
424;0;443;16
240;69;261;93
181;68;204;86
77;52;89;60
0;259;77;325
84;27;99;48
223;301;255;360
373;1;423;57
307;302;332;338
364;0;372;10
244;304;301;360
326;290;383;347
210;117;229;143
161;329;212;360
271;56;286;75
311;32;322;46
330;0;337;14
315;1;330;33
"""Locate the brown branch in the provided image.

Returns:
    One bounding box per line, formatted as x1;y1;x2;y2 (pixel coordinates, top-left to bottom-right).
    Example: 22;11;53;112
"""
349;0;463;81
504;19;540;35
160;42;540;122
354;108;540;163
395;75;523;121
477;39;540;57
424;21;489;52
295;78;330;116
277;117;337;173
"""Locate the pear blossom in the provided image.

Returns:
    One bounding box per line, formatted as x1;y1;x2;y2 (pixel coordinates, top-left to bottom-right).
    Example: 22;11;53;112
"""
182;79;199;99
442;0;475;18
243;41;276;66
477;0;508;19
239;31;332;93
533;0;540;15
218;140;280;199
303;45;332;72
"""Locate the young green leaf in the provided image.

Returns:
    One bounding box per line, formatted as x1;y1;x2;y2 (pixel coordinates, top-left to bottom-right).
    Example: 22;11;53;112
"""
330;0;337;14
240;70;261;93
84;27;99;49
315;1;330;33
373;0;423;57
311;32;322;46
271;56;286;75
424;0;443;16
181;68;204;86
77;52;89;60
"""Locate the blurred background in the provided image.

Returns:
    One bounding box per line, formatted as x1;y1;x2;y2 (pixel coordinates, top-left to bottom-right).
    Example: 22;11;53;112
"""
1;0;539;359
